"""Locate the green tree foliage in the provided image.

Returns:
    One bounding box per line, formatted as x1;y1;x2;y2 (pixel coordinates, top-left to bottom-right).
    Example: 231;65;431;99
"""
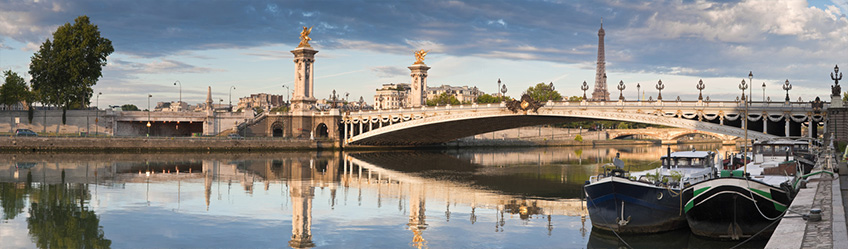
29;15;114;124
269;106;290;113
426;92;460;106
27;183;111;248
0;70;30;109
476;94;509;103
120;104;139;111
523;83;562;102
574;134;583;142
253;106;264;115
0;182;27;220
567;96;584;101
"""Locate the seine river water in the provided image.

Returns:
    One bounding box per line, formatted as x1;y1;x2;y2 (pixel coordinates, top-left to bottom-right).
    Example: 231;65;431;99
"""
0;144;768;248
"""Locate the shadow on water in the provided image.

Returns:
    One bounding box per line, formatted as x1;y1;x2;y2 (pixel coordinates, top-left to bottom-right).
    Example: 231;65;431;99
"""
588;227;768;249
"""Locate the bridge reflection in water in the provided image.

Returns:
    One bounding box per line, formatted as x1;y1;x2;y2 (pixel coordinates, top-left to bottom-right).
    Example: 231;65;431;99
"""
0;145;746;248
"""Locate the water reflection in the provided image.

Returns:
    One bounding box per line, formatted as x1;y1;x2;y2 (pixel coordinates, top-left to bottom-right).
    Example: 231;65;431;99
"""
0;144;741;248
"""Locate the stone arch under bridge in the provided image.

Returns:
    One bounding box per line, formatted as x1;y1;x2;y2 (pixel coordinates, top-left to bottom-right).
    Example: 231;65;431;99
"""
607;128;736;142
342;101;825;145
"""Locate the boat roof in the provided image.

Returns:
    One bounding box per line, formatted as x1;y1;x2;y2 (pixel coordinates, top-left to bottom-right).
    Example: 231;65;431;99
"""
660;151;712;159
754;139;808;145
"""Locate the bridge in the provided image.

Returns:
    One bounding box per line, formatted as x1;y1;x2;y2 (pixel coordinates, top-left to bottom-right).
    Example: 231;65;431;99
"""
341;99;827;145
606;128;738;144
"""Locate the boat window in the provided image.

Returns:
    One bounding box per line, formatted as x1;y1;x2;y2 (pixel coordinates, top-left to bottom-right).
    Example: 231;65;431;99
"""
764;146;773;152
677;158;690;166
691;158;702;166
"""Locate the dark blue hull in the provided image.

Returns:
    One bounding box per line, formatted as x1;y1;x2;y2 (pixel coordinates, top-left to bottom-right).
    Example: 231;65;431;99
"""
584;177;688;234
684;178;792;240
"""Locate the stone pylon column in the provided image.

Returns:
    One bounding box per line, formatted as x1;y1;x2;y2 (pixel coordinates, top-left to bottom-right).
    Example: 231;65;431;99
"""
408;51;431;108
289;160;315;248
291;47;318;112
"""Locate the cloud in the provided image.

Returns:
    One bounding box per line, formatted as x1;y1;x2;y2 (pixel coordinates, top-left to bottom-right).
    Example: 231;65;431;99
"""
370;66;407;78
110;59;224;75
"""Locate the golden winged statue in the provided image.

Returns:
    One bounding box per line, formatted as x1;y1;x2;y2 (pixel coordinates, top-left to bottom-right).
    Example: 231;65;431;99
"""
298;26;313;48
414;49;429;64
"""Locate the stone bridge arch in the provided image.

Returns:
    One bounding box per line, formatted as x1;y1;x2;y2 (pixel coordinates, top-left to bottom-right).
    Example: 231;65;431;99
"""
343;105;781;145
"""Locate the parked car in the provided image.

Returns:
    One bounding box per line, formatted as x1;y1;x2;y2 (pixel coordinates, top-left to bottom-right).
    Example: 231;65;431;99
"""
227;133;243;139
15;129;37;137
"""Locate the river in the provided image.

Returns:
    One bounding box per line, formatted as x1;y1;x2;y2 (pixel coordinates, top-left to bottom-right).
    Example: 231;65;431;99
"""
0;144;768;248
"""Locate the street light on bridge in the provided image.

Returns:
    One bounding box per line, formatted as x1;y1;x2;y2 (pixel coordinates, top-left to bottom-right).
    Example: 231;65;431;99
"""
617;80;625;101
762;82;766;102
229;86;236;112
636;83;641;102
147;94;152;137
783;79;792;102
96;92;101;136
173;80;181;111
282;84;290;104
581;81;589;100
696;79;705;101
655;80;664;101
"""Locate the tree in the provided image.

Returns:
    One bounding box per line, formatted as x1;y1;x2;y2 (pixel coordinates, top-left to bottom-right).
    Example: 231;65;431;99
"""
426;92;460;106
523;83;562;102
476;94;509;104
0;70;30;110
567;96;584;101
120;104;139;111
29;15;114;124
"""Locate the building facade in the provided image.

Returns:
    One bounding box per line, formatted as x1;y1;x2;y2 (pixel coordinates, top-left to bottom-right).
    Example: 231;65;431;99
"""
237;93;285;112
374;83;411;110
426;85;484;103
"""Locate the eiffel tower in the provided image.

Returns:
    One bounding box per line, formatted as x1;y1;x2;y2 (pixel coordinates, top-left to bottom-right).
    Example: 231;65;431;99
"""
591;19;610;101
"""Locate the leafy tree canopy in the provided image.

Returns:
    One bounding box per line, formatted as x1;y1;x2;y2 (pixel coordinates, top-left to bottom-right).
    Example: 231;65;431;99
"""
476;94;509;104
523;82;562;102
0;70;30;108
426;92;461;106
29;15;114;123
120;104;139;111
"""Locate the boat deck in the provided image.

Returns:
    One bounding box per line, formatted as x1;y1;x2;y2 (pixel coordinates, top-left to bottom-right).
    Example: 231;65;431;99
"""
765;153;848;248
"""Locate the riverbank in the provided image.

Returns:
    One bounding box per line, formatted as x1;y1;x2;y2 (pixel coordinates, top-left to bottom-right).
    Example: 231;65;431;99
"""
1;136;338;152
2;136;727;152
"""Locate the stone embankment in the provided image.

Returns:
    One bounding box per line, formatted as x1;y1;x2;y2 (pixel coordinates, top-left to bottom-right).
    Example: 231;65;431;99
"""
0;136;337;152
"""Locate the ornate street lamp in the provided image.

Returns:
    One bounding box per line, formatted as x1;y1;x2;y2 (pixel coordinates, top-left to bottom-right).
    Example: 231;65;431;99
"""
497;78;502;97
761;82;766;102
738;79;749;169
617;80;626;100
655;80;664;100
500;83;508;100
696;79;705;101
173;80;181;111
229;86;236;112
636;83;641;102
832;65;842;97
783;79;792;102
748;71;753;104
581;81;589;100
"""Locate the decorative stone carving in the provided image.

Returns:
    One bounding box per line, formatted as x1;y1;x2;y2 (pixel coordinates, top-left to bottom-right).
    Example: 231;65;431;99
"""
506;94;545;113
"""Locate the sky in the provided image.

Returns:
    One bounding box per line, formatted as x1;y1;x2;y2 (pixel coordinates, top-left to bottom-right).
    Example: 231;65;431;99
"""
0;0;847;109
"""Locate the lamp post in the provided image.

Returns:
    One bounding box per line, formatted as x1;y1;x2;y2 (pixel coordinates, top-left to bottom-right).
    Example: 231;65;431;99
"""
696;79;705;101
497;78;502;97
636;83;641;102
655;80;664;100
783;79;792;102
282;85;290;104
581;81;589;100
762;82;766;102
147;94;152;137
739;79;748;171
617;80;626;101
500;84;508;99
229;86;236;112
748;72;753;105
96;92;101;136
173;80;181;111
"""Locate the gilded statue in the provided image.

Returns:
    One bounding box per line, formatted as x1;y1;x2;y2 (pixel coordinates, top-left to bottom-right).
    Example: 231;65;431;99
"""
414;49;429;64
298;26;313;48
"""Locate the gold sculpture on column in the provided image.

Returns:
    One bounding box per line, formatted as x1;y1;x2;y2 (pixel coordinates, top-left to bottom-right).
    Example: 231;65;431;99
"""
298;26;313;48
414;49;429;64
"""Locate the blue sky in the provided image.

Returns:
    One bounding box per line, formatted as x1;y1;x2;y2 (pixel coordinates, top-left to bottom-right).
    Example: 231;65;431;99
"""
0;0;847;108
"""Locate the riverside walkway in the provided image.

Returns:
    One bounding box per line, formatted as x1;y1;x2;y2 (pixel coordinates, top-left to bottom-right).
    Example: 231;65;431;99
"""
766;151;848;249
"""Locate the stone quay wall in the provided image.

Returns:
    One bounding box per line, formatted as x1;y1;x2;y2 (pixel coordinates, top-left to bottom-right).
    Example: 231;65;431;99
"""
0;136;338;152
